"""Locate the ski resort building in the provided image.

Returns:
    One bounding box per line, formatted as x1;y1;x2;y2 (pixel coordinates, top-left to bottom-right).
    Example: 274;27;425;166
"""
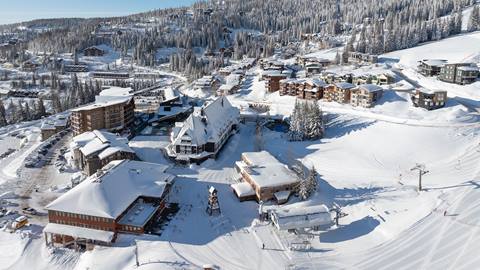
264;70;290;92
232;151;300;202
270;204;331;231
279;78;327;100
70;90;134;136
296;56;331;68
350;84;384;108
40;115;69;141
70;130;136;175
44;160;174;249
417;59;447;76
194;75;219;92
323;82;356;104
347;52;378;64
411;89;447;110
83;46;105;57
439;63;479;85
167;96;239;164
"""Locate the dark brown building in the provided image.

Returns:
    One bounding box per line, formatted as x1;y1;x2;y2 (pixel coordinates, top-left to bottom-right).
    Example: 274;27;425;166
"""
44;160;174;249
83;46;105;57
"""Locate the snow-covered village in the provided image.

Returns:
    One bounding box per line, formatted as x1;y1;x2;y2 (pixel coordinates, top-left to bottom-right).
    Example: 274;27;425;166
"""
0;0;479;269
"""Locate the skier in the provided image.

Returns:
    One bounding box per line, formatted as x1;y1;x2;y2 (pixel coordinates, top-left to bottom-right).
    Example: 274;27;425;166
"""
262;243;265;249
443;210;447;216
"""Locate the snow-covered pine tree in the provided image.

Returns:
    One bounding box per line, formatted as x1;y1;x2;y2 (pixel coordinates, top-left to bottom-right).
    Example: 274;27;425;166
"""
467;5;480;32
288;99;302;141
0;100;7;127
306;100;324;140
307;166;318;194
298;176;310;200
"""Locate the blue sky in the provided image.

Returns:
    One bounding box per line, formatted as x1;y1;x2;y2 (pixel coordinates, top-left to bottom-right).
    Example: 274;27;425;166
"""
0;0;198;25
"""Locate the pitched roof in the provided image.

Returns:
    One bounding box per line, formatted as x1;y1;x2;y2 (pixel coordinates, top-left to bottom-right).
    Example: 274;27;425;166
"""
240;151;299;188
172;96;239;146
358;84;383;93
46;160;173;219
71;130;134;158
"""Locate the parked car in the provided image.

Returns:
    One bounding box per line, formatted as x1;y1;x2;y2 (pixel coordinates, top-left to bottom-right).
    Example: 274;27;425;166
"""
22;207;37;215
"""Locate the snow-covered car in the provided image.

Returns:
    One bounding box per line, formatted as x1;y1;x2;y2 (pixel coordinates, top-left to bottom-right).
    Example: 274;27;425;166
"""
22;207;37;215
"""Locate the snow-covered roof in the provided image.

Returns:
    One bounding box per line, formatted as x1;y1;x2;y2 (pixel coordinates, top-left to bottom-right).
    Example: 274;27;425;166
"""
271;204;331;230
117;198;159;227
240;151;299;188
71;96;132;112
95;87;134;104
99;86;133;97
71;130;134;159
358;84;383;93
334;82;356;89
420;59;447;67
231;182;255;197
46;160;173;219
40;122;56;131
171;96;239;147
44;223;114;242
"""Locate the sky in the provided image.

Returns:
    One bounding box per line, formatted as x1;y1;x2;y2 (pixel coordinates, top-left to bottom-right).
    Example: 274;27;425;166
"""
0;0;198;25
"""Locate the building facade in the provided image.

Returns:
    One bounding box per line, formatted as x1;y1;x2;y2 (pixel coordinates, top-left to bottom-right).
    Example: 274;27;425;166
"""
411;89;447;110
44;160;174;249
232;151;300;202
350;84;384;108
417;59;447;76
323;82;356;104
439;63;479;85
70;97;134;136
168;96;239;163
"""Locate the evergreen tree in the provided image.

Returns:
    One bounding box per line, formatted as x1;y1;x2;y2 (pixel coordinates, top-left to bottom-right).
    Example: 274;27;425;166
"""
0;100;7;127
467;5;480;32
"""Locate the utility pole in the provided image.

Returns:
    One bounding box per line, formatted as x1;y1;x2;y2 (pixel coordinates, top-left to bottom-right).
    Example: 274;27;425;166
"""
135;241;139;267
411;164;429;191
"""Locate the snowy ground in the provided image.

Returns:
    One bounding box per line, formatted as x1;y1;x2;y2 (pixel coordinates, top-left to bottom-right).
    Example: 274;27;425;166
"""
0;32;480;270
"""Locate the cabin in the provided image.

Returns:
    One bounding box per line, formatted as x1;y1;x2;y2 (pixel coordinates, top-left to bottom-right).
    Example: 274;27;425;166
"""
348;52;378;64
411;89;447;110
439;63;479;85
70;130;136;176
21;60;39;72
350;84;383;108
270;205;331;231
83;46;105;57
194;75;219;92
232;151;300;203
323;82;356;104
417;59;447;76
44;160;174;249
167;96;239;164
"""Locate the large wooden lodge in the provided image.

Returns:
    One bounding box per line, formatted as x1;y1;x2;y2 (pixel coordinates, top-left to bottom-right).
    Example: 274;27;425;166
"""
44;160;174;249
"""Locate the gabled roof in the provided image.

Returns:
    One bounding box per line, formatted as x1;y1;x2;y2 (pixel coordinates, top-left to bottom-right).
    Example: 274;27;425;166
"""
71;130;134;158
358;84;383;93
46;160;173;219
172;96;239;146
